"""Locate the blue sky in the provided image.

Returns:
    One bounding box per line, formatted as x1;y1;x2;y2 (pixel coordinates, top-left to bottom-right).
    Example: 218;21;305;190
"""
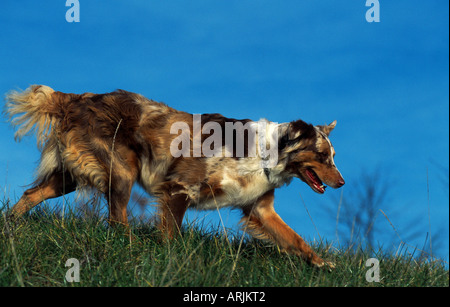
0;1;448;262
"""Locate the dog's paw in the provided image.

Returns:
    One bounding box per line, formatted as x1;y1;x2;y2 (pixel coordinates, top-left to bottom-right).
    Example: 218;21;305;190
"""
323;261;336;271
311;258;336;271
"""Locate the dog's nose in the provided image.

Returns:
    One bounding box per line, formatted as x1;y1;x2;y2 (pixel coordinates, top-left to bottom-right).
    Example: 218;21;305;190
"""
337;178;345;187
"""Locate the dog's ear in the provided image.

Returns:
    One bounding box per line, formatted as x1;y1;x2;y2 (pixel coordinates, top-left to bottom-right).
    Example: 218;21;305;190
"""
317;120;337;136
277;123;291;150
278;120;315;151
277;122;290;138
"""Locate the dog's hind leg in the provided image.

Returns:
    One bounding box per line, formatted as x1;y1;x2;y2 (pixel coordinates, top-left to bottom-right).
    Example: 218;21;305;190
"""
10;171;77;218
105;177;133;228
241;189;334;269
104;155;139;229
157;189;190;238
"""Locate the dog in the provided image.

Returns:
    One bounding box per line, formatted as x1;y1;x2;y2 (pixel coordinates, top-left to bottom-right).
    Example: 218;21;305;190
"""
5;85;344;268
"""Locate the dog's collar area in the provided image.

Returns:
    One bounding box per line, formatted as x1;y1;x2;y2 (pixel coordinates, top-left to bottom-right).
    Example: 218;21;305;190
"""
264;168;270;180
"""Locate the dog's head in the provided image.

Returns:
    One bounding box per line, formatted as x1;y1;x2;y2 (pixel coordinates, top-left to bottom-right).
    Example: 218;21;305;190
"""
280;119;345;194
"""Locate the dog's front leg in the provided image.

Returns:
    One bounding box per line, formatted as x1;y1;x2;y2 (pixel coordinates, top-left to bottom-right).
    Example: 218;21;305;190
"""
242;189;334;269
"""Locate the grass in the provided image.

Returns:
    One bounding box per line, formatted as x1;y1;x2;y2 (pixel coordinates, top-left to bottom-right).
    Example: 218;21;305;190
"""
0;204;448;287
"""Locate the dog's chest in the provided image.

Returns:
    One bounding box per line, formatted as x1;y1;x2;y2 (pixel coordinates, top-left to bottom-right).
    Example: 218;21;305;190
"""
195;164;273;210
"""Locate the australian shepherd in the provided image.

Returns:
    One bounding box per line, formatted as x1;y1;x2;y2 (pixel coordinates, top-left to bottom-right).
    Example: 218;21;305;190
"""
5;85;344;268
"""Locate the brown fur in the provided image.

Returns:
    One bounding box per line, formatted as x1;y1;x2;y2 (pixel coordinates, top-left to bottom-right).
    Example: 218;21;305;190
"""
5;85;344;268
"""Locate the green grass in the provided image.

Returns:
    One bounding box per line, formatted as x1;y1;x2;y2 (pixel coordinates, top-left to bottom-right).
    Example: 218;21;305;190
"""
0;207;448;287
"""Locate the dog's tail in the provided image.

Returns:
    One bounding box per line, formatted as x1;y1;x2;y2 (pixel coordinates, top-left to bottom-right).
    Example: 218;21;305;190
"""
5;85;62;149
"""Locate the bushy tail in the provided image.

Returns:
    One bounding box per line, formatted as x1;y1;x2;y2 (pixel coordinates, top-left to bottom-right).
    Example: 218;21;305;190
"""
5;85;59;149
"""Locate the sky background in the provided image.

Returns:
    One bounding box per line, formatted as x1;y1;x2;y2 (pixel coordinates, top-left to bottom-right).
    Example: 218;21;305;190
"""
0;1;448;262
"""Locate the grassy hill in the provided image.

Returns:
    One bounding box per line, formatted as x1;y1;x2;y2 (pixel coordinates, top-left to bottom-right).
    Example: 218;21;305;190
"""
0;207;448;287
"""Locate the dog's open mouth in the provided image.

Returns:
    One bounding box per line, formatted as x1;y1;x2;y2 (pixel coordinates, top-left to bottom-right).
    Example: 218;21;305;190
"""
304;168;327;194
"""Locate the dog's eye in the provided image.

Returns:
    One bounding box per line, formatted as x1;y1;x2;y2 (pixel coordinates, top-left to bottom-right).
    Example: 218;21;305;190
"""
317;152;328;161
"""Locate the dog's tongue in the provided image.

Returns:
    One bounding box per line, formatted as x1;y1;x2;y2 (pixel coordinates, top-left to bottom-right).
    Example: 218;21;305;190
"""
306;169;325;193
